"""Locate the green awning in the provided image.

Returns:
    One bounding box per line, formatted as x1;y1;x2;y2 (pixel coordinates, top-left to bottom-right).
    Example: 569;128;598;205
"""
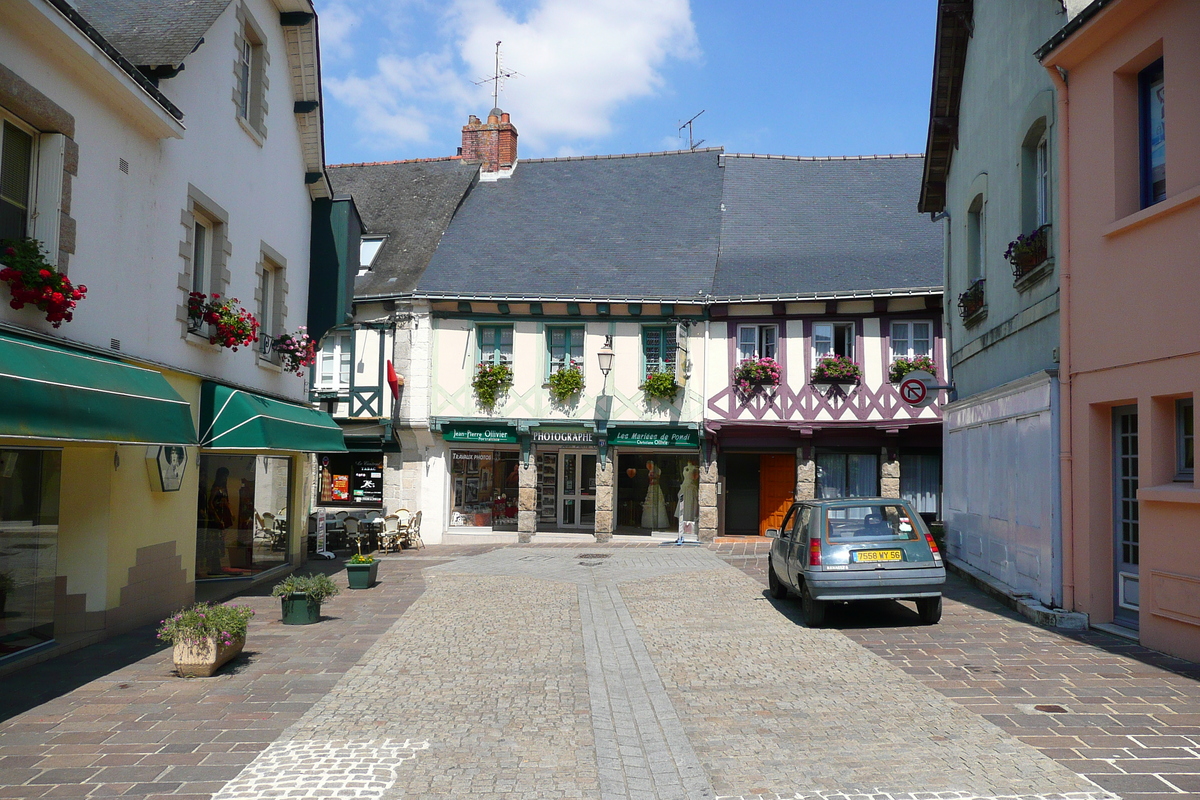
199;382;346;452
0;332;196;445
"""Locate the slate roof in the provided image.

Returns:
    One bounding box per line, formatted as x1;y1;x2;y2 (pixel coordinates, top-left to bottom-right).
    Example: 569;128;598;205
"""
713;155;942;299
416;149;725;301
328;158;480;298
72;0;233;68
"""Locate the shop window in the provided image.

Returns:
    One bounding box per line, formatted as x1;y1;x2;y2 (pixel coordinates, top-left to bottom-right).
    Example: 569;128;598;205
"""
0;449;61;660
901;453;942;519
816;452;878;499
615;453;699;532
196;454;291;579
478;325;513;366
318;453;383;506
1178;398;1194;482
890;321;932;360
547;326;584;375
315;331;352;393
642;326;677;377
737;324;777;361
1140;58;1165;208
449;450;519;529
812;321;854;365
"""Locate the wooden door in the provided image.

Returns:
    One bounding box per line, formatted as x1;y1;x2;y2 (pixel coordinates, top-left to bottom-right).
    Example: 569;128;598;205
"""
759;453;796;536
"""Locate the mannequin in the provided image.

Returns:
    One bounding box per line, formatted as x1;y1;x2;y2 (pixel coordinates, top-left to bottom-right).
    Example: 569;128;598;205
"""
680;460;700;522
641;460;669;529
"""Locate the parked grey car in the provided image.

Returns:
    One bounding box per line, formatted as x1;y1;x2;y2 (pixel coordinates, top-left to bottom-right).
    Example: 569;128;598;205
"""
766;498;946;627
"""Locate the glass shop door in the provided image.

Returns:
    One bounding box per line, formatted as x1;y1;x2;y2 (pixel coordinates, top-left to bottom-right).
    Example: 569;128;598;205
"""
558;451;597;530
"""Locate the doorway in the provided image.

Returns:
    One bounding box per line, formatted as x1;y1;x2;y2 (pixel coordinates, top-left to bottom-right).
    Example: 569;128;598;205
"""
759;453;796;536
558;451;596;529
724;454;759;535
1113;406;1139;629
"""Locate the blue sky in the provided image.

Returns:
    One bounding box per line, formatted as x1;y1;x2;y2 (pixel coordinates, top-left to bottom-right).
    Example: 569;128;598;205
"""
315;0;938;165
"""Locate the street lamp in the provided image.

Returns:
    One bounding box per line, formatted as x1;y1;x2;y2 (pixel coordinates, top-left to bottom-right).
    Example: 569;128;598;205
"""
597;335;615;377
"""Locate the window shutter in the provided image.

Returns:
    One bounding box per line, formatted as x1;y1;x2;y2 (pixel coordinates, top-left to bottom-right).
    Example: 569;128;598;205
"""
32;133;64;260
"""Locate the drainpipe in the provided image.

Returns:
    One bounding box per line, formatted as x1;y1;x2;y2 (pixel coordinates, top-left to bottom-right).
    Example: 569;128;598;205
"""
1048;63;1075;612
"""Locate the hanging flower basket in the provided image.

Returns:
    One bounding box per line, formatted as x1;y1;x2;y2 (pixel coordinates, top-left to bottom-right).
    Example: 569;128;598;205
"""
889;354;937;383
547;365;584;403
1005;224;1050;279
272;327;317;375
0;238;87;328
641;370;680;402
188;292;259;350
473;361;513;409
957;279;986;320
811;354;862;384
733;357;781;393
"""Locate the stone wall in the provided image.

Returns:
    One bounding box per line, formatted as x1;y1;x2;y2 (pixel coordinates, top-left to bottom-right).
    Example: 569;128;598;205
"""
594;458;615;543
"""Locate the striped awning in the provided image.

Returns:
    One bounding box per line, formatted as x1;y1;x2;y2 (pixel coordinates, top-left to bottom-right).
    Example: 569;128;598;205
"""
0;331;196;445
199;381;346;452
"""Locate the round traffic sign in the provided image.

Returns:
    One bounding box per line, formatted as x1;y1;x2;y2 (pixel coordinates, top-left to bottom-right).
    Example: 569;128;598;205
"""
899;374;935;407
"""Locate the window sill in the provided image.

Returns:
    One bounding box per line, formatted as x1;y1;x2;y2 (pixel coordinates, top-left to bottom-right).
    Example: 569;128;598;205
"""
1013;258;1054;292
1104;183;1200;238
960;305;988;328
257;355;283;374
236;115;265;147
1138;483;1200;504
185;329;217;348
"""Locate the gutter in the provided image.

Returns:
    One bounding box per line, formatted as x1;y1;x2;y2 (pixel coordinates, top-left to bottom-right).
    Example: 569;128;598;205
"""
399;286;944;305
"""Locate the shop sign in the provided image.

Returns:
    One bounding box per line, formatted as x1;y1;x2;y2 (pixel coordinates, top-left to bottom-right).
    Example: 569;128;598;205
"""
532;430;597;445
608;427;699;448
442;424;517;444
352;459;383;504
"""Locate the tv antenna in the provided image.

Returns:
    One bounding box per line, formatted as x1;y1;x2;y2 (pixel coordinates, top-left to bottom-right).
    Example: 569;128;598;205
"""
678;109;706;150
474;41;522;109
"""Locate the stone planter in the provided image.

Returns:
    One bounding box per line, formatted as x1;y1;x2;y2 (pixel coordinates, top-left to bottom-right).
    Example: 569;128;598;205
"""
172;635;245;677
346;561;378;589
280;593;322;625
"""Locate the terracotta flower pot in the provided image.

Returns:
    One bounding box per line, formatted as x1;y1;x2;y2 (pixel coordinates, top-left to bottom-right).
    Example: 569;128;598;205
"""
172;635;245;678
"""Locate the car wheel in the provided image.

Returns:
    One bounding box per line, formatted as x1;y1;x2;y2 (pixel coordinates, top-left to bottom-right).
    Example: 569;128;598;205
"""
917;595;942;625
801;583;826;628
767;561;788;599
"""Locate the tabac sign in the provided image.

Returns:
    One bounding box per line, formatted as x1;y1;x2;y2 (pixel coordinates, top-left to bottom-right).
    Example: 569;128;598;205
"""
607;427;699;448
441;424;518;444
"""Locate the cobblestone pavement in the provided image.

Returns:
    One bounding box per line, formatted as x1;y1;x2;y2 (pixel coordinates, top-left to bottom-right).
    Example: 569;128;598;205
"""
0;540;1197;800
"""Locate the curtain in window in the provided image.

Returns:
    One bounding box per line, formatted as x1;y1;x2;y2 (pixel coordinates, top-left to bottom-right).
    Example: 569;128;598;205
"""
817;453;879;499
480;326;513;365
643;327;676;375
738;327;757;361
900;454;941;515
549;328;583;370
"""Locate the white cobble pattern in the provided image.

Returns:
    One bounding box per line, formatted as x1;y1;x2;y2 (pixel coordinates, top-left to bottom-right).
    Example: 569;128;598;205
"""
212;739;428;799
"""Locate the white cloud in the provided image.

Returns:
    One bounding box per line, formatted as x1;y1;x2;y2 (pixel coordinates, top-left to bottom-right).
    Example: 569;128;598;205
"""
315;1;361;61
320;0;698;156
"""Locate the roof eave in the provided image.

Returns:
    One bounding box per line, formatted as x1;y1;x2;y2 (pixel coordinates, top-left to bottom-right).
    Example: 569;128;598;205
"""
918;0;973;214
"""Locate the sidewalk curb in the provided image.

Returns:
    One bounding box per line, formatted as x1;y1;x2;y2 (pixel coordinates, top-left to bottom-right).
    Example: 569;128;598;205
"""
945;557;1089;631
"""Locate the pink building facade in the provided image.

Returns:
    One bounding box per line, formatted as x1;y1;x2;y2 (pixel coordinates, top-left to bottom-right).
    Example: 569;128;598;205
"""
1041;0;1200;660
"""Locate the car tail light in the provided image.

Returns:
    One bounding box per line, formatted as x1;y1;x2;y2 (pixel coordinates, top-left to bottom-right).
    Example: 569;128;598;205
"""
925;531;942;559
809;536;822;567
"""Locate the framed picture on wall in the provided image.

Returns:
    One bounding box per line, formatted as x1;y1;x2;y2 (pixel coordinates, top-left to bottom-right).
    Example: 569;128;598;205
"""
146;445;188;492
454;477;464;507
464;477;479;503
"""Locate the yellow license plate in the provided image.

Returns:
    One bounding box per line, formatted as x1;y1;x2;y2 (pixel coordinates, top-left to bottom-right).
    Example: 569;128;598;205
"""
855;550;902;563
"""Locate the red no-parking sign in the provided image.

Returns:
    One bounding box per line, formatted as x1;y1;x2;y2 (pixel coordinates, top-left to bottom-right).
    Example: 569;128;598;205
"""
899;370;936;408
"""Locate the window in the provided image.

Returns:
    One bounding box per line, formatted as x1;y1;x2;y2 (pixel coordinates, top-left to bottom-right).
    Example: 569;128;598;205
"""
1140;59;1165;207
816;452;878;499
315;331;352;392
812;321;854;364
358;236;386;276
737;324;778;361
478;325;513;366
642;326;677;376
233;10;267;137
890;321;932;360
966;194;985;282
258;261;277;355
0;119;34;241
0;448;61;658
190;215;212;296
547;326;584;374
1035;134;1050;227
1178;398;1194;482
196;454;291;578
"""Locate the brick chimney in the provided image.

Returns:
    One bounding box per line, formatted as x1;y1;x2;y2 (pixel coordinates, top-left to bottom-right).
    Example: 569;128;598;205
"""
461;108;518;179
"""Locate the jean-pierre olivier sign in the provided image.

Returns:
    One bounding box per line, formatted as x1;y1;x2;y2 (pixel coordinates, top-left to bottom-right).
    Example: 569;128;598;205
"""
442;424;518;444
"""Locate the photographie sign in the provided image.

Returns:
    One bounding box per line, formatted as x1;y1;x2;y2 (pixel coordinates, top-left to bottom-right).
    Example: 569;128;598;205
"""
533;430;597;445
607;427;699;448
442;424;518;444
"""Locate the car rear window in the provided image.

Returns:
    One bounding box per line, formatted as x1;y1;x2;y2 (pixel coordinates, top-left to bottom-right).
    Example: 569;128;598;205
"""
825;504;919;543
